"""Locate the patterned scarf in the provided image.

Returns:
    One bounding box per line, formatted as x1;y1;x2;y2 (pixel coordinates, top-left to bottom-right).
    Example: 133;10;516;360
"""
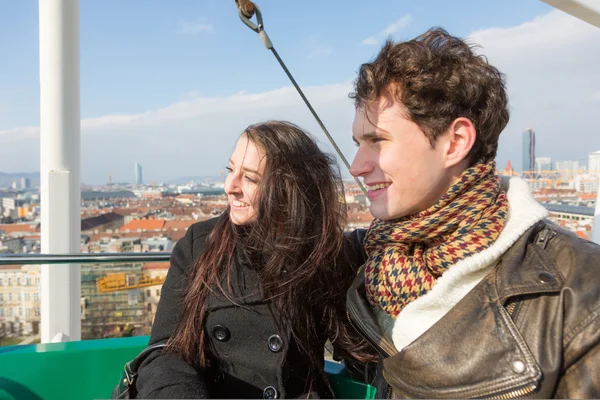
364;161;509;318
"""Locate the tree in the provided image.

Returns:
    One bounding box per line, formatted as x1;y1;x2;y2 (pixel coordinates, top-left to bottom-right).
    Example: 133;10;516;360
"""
0;324;7;344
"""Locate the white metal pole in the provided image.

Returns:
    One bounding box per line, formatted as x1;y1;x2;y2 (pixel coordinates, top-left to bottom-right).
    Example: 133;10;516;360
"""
541;0;600;28
592;188;600;245
39;0;81;343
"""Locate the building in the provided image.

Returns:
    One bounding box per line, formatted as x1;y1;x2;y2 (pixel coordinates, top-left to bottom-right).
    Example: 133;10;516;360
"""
588;150;600;178
2;198;26;219
535;157;552;172
555;160;580;180
141;262;169;325
134;162;143;185
142;237;172;252
80;212;125;234
20;178;31;190
120;219;166;232
574;174;599;193
0;237;25;253
0;265;41;336
0;223;39;237
80;263;152;339
542;202;595;223
522;129;535;173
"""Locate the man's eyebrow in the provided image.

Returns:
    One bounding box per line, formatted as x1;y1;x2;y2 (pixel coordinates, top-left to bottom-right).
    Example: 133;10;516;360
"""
355;130;390;141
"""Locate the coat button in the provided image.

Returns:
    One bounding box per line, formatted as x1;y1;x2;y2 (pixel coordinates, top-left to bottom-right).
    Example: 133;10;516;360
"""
538;272;554;283
268;334;283;352
511;360;526;374
213;325;230;342
263;386;279;399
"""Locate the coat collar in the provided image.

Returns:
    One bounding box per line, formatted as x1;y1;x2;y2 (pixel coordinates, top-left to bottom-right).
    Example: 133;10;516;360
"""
496;221;564;304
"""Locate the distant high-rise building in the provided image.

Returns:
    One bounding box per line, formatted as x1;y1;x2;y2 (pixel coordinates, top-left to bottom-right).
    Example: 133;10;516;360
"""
535;157;552;172
20;177;30;189
522;129;535;173
555;160;580;180
134;162;143;185
588;150;600;178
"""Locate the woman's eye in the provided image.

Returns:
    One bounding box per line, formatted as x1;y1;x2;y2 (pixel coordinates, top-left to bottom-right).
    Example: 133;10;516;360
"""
225;166;233;173
244;175;257;183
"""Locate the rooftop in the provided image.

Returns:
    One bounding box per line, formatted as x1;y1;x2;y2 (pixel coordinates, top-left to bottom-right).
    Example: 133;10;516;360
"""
120;219;166;232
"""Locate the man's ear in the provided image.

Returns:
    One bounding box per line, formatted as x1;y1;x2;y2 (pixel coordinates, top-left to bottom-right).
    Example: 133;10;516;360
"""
443;117;476;168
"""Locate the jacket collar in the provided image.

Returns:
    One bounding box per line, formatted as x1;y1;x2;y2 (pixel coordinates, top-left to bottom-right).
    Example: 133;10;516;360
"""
347;221;565;337
495;221;564;304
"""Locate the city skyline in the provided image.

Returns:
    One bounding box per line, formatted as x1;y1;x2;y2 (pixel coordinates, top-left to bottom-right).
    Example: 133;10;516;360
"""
0;1;599;184
3;146;600;187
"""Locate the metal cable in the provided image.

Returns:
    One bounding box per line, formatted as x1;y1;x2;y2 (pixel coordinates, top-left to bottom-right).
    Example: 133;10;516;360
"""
236;2;368;197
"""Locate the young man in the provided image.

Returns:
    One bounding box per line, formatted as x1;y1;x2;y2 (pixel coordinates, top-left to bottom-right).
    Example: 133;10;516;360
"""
347;28;600;398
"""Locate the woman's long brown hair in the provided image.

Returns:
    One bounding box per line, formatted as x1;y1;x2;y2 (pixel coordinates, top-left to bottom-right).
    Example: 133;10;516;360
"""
167;121;374;378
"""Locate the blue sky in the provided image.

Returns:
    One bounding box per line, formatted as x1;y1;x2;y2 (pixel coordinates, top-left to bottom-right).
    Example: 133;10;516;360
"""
1;0;599;184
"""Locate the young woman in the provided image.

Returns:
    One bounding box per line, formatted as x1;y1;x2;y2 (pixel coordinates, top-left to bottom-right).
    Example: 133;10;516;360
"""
132;121;373;399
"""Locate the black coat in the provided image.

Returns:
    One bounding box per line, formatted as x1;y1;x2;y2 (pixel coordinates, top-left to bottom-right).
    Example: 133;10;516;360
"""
135;217;366;399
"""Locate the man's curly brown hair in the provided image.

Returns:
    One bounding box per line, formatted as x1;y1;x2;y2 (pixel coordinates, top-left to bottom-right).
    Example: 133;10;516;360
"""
350;28;510;164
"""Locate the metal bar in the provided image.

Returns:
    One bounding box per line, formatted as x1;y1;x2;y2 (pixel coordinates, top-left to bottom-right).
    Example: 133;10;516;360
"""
39;0;82;343
541;0;600;29
235;2;369;198
0;253;172;266
269;48;368;197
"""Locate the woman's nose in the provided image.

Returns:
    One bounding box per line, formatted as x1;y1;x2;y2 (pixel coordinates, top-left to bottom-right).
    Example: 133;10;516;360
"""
224;172;241;195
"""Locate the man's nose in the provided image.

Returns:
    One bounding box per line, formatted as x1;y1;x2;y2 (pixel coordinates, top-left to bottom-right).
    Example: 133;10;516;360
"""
350;147;373;178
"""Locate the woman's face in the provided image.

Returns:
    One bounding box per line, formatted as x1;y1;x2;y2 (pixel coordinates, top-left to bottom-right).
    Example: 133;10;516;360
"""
224;135;266;226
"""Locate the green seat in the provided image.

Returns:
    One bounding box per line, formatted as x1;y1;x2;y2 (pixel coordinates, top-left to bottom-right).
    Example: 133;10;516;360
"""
0;336;376;399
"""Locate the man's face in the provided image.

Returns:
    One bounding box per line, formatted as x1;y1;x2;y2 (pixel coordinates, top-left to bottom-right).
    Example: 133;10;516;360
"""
350;97;453;221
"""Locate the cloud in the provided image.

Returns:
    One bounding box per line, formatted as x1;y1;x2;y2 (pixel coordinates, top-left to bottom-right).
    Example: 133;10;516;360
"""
307;34;333;59
0;84;358;184
176;18;213;35
383;14;413;35
0;125;40;139
466;10;600;171
2;10;600;182
360;36;379;46
360;14;413;46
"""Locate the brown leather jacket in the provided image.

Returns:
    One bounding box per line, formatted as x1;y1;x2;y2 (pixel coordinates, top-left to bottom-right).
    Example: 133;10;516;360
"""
347;221;600;399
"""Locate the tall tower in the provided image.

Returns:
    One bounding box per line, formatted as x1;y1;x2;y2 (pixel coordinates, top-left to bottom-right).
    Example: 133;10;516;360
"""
522;129;535;173
588;150;600;178
134;162;143;185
